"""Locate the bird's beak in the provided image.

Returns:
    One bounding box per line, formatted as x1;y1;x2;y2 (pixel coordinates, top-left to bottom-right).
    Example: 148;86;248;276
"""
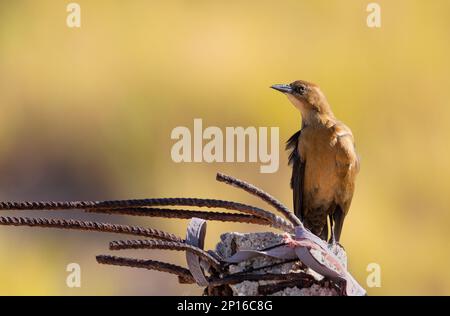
270;84;293;94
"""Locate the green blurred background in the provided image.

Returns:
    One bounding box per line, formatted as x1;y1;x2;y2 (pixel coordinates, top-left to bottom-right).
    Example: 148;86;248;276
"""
0;0;449;295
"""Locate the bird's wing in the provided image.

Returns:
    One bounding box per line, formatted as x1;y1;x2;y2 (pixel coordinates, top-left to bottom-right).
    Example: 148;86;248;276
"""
333;123;360;178
286;130;305;221
331;123;359;241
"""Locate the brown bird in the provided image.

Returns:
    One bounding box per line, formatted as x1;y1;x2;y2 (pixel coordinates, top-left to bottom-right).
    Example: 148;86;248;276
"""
271;80;359;243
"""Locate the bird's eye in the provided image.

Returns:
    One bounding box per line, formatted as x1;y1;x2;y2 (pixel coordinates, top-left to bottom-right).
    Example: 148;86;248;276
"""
293;85;306;95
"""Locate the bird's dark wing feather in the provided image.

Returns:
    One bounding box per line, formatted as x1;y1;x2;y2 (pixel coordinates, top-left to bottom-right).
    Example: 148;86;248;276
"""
286;130;305;221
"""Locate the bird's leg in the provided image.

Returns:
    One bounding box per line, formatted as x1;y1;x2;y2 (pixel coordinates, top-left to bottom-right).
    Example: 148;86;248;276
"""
329;214;335;245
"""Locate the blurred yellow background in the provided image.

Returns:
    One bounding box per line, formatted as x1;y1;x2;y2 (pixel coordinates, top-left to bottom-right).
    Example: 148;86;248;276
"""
0;0;449;295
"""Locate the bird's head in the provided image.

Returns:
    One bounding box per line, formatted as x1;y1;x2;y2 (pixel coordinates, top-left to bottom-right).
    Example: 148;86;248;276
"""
271;80;332;118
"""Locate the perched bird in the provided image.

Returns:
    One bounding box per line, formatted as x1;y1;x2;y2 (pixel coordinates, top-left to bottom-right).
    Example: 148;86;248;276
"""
271;80;359;243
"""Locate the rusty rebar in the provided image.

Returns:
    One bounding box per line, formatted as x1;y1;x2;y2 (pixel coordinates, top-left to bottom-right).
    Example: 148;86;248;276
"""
216;172;302;227
97;254;319;289
96;255;195;283
0;198;274;212
207;272;313;287
0;198;292;232
87;208;269;226
109;239;221;270
0;216;182;241
258;274;317;295
232;258;300;275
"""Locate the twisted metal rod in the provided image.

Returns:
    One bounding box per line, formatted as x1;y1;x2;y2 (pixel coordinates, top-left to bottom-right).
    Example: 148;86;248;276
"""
0;198;273;212
87;207;269;226
216;172;302;227
258;274;317;295
0;198;293;232
109;239;221;270
207;272;313;287
96;255;195;284
231;258;300;275
96;254;317;289
0;216;182;241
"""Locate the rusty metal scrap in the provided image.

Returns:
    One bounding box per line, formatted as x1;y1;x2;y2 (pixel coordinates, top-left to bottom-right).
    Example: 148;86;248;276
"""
0;172;353;295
